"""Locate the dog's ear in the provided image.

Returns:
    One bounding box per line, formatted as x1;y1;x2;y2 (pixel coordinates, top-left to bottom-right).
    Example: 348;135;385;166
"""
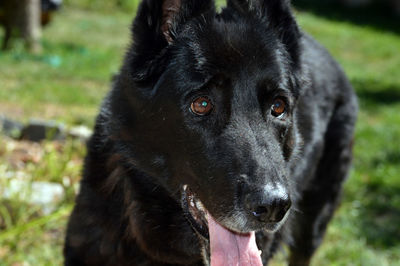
134;0;214;44
227;0;300;67
129;0;215;84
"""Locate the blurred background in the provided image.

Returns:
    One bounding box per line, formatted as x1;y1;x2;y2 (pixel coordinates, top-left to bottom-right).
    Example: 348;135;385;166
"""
0;0;399;265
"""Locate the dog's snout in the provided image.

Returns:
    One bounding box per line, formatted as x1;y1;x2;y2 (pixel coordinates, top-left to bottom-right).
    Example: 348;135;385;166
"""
250;196;291;223
245;184;291;223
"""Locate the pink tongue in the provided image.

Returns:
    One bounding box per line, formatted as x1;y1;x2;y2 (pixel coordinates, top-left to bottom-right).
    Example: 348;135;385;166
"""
208;214;263;266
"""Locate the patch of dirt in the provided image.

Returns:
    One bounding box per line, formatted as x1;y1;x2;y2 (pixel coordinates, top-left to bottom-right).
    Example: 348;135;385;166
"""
0;102;25;120
3;139;44;169
0;246;10;259
0;102;97;124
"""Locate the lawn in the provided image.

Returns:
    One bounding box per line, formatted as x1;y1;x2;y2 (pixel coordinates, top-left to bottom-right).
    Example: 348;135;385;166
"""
0;1;399;265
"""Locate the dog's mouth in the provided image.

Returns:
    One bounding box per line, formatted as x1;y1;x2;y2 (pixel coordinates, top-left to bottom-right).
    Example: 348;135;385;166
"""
181;185;263;266
181;185;209;239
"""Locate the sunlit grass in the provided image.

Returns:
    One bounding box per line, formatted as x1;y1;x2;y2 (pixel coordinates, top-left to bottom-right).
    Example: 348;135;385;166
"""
0;8;132;126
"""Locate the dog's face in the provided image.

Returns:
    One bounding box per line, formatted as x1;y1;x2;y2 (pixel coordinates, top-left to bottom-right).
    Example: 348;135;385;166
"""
114;0;302;236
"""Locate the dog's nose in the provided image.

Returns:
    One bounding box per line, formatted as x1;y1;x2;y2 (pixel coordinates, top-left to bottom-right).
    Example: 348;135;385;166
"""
249;196;291;223
245;185;291;223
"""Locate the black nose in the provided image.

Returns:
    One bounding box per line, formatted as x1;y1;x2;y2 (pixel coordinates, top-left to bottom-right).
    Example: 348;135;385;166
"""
245;187;291;223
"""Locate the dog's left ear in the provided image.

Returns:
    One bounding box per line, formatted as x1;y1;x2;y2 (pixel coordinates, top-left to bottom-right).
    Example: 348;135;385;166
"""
129;0;215;84
228;0;301;67
160;0;216;44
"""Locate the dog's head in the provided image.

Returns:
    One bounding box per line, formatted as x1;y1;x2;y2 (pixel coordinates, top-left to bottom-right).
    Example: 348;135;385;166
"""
113;0;303;238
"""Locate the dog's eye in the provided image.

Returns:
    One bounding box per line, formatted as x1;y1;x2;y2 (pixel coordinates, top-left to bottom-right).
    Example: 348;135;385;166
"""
191;96;213;116
271;98;286;117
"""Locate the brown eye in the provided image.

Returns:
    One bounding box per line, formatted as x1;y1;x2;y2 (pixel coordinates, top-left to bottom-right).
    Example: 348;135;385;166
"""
190;96;213;116
271;98;286;117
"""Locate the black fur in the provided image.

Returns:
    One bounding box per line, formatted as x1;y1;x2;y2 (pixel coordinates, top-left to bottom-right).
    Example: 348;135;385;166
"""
64;0;357;265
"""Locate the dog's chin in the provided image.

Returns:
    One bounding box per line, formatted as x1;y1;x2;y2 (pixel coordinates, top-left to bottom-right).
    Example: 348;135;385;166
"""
219;209;289;234
181;185;288;239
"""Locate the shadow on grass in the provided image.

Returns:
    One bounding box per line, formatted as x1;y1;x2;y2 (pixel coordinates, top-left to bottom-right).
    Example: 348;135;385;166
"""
357;184;400;248
372;150;400;167
294;0;400;35
352;79;400;106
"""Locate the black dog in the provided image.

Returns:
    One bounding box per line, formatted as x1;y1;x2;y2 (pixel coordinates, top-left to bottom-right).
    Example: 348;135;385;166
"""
64;0;357;265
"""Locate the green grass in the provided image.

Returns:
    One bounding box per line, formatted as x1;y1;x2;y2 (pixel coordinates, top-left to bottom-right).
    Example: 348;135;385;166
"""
293;11;400;266
1;2;400;265
0;138;83;265
0;8;132;126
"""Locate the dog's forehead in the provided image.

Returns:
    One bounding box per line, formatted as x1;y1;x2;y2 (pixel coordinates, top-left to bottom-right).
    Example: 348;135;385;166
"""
179;17;284;78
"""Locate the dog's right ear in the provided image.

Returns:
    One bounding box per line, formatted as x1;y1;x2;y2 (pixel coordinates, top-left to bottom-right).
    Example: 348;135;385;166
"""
227;0;301;68
129;0;215;84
